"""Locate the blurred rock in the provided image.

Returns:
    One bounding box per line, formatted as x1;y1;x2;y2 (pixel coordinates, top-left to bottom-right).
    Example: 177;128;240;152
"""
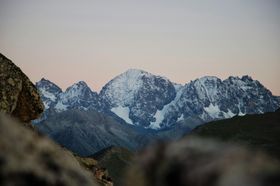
0;53;44;124
0;114;98;186
124;137;280;186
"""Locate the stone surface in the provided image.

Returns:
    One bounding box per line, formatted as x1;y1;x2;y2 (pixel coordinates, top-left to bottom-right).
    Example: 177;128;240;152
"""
0;53;44;123
0;114;98;186
124;137;280;186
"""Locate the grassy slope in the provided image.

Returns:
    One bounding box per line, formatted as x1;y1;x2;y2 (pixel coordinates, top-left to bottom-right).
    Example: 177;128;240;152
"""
90;146;134;186
191;109;280;159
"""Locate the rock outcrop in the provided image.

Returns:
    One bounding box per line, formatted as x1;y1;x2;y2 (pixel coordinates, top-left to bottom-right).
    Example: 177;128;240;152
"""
0;53;44;123
124;137;280;186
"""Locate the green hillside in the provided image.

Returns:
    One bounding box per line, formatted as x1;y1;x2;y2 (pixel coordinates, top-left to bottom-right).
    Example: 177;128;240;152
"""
191;109;280;159
90;146;135;186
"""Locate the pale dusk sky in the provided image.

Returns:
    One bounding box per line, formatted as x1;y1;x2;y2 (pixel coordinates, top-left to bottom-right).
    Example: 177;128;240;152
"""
0;0;279;95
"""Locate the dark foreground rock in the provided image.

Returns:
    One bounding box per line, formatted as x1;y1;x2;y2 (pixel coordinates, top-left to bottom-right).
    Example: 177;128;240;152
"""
124;137;280;186
0;53;44;124
0;114;98;186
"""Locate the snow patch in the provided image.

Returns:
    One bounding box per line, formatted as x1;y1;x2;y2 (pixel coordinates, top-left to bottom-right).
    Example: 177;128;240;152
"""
43;101;50;110
238;112;246;116
205;105;236;119
111;106;133;125
102;69;146;106
150;110;165;129
204;104;221;118
196;77;219;102
54;101;68;112
176;114;184;122
223;109;235;118
174;83;183;91
39;88;57;102
150;86;184;129
61;81;88;101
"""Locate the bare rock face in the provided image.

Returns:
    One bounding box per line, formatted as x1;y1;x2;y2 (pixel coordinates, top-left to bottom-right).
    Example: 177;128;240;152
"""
0;114;98;186
0;53;44;123
124;137;280;186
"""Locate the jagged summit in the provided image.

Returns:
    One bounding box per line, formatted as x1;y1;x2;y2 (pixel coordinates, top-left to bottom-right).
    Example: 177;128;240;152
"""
36;78;62;94
63;81;95;100
36;79;101;114
241;75;254;81
100;68;176;126
67;81;91;90
117;68;170;82
188;75;255;84
40;77;48;82
197;76;220;82
36;79;62;110
123;68;149;75
37;77;57;84
100;69;153;107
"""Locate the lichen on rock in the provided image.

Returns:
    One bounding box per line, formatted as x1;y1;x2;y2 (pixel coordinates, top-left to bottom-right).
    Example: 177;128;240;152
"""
0;53;44;123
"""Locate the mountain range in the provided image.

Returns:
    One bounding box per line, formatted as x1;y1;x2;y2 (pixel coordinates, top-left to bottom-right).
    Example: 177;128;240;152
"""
34;69;280;155
36;69;279;129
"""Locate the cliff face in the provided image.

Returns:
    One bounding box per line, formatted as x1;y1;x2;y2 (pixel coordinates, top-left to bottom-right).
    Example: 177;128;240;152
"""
0;53;44;124
0;53;98;186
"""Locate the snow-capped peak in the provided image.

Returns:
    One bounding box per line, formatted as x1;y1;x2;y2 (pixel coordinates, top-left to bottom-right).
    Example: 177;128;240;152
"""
100;69;174;107
67;81;90;90
124;68;149;75
36;78;62;95
36;78;62;109
53;81;100;112
36;71;280;130
122;68;170;82
120;68;157;83
197;76;220;83
38;77;48;83
61;81;94;101
241;75;254;82
100;69;149;106
100;69;177;127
